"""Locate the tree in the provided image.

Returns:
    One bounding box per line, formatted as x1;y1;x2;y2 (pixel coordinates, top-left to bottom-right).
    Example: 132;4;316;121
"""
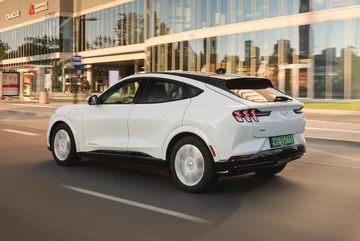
92;35;116;49
115;12;144;45
0;39;10;60
24;35;60;55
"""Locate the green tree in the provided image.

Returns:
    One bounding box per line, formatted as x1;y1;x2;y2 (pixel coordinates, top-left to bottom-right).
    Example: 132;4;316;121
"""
23;35;60;56
115;12;145;45
0;39;10;60
92;35;116;49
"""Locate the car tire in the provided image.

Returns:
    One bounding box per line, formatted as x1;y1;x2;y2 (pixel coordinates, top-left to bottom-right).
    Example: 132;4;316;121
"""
255;163;287;177
170;136;218;193
51;123;80;166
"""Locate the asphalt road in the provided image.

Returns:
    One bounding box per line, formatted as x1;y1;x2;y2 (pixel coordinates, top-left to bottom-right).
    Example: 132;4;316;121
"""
0;113;359;241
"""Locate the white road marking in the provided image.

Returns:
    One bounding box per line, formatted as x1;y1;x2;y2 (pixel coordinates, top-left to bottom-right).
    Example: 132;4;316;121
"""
1;129;40;136
307;148;360;162
8;103;58;109
299;161;360;170
306;127;360;134
61;185;213;224
2;117;16;121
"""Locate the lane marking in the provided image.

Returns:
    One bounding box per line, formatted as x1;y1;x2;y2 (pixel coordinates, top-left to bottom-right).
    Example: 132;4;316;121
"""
306;136;360;144
299;161;360;170
307;147;360;162
61;185;212;224
306;127;360;134
1;129;40;136
4;103;58;109
2;117;16;121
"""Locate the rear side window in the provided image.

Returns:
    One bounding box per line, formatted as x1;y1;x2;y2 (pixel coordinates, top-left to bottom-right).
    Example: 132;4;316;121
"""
224;78;290;103
187;85;203;98
140;79;186;104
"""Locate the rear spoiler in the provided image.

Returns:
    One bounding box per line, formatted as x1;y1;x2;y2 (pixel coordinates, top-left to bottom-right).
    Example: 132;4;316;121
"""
225;78;274;89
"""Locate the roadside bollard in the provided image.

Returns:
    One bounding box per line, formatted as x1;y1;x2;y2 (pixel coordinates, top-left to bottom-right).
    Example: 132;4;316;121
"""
39;91;49;104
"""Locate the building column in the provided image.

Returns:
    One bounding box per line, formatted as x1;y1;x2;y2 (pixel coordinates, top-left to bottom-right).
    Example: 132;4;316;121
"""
62;67;66;93
344;46;352;99
37;67;45;96
291;67;299;98
250;43;257;76
307;63;314;99
279;68;286;92
134;64;139;74
325;48;333;99
0;72;3;99
85;65;93;91
19;72;24;100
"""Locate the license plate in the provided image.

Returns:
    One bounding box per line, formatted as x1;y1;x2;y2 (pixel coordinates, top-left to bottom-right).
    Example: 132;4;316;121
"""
269;135;294;148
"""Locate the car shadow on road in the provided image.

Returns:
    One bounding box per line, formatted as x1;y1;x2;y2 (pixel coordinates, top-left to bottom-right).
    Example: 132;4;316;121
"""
34;158;303;223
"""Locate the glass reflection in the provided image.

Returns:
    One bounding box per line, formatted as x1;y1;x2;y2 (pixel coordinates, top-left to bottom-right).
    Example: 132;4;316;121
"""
269;0;279;17
313;22;328;98
256;0;264;20
244;1;252;22
328;20;345;99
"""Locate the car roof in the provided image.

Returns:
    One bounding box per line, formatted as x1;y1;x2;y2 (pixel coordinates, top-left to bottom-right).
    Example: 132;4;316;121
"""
146;71;274;89
151;71;250;81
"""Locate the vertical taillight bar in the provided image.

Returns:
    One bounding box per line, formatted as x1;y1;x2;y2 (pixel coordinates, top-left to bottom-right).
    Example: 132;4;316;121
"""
233;109;271;123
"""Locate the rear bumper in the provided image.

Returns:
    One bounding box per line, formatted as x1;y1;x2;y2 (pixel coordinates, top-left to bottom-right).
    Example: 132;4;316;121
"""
215;144;306;176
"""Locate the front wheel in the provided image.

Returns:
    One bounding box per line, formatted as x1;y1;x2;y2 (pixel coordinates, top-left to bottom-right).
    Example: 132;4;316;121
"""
170;136;217;193
51;123;80;166
255;163;287;177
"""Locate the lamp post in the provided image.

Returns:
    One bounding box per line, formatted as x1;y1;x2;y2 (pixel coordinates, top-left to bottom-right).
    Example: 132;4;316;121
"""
73;17;98;104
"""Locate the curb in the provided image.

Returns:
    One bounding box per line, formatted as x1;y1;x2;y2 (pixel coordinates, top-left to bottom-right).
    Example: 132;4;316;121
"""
305;136;360;146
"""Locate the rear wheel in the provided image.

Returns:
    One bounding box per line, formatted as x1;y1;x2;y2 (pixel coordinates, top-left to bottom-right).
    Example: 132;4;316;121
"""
170;136;217;193
51;123;80;166
255;163;287;177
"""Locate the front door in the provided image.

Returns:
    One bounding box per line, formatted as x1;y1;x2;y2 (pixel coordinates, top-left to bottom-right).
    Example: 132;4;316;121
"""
82;78;143;152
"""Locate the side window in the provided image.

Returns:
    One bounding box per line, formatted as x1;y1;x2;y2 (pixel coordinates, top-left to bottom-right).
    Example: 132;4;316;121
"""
187;85;203;98
99;80;141;104
140;79;187;104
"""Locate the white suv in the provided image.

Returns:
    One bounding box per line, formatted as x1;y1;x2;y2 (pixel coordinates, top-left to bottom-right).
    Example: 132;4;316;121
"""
47;70;306;193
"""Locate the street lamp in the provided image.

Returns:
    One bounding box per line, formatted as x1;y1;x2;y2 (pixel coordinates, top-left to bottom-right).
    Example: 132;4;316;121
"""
72;17;98;104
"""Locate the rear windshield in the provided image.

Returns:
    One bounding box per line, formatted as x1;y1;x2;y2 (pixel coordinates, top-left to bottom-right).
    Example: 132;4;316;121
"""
224;78;290;102
229;88;287;102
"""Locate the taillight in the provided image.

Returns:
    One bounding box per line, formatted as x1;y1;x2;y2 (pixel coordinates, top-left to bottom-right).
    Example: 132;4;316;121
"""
294;107;304;115
233;109;271;123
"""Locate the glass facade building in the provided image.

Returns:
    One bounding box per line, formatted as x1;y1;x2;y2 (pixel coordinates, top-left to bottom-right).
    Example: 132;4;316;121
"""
75;0;145;52
0;17;73;60
147;0;360;99
149;0;359;37
0;0;359;99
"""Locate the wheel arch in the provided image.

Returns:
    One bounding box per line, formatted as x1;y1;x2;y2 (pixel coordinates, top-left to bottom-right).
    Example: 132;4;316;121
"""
163;126;220;164
48;116;81;152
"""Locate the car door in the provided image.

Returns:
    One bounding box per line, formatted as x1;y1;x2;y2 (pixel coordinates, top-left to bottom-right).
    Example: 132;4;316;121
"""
127;77;191;159
82;78;143;152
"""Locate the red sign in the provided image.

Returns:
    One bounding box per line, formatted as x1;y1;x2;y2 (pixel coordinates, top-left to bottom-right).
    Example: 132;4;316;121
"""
29;5;35;15
2;73;19;96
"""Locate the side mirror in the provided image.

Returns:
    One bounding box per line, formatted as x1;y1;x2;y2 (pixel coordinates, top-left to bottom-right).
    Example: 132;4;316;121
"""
88;95;98;105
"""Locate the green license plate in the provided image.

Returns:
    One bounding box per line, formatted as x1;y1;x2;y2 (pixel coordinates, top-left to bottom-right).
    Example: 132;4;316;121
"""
270;135;294;148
